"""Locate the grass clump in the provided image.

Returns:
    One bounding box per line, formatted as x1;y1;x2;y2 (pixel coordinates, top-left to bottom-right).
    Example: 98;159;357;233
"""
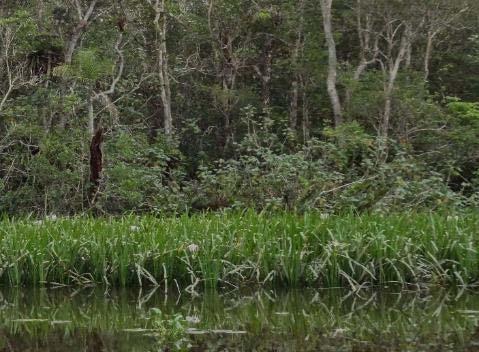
0;212;478;288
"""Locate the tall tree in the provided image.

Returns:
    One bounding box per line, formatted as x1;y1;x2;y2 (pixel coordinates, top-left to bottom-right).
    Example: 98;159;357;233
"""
146;0;173;135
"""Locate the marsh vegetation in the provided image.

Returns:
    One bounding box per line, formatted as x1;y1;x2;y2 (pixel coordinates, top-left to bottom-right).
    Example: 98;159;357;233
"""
1;212;478;289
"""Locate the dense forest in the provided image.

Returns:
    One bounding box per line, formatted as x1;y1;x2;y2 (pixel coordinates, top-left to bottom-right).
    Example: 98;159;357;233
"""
1;0;479;216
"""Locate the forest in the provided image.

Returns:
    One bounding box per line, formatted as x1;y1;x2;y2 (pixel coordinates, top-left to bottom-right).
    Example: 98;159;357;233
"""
3;3;479;350
1;0;479;216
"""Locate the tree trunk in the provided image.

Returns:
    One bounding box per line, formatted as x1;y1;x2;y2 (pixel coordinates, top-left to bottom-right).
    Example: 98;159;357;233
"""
261;35;273;114
424;30;434;82
89;127;103;201
254;34;274;121
405;42;412;69
88;95;95;136
301;76;310;141
320;0;342;127
64;0;97;65
152;0;173;135
290;80;299;130
289;0;305;131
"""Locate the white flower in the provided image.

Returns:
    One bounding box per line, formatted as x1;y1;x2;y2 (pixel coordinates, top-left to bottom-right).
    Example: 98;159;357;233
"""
320;213;330;220
187;243;199;253
332;328;348;338
130;225;140;232
186;315;201;324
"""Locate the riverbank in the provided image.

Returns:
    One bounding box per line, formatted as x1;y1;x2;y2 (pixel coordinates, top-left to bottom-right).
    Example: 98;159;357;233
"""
1;212;478;288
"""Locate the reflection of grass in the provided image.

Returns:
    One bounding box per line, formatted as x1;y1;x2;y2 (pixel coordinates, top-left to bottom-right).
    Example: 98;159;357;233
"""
1;288;479;351
1;212;479;288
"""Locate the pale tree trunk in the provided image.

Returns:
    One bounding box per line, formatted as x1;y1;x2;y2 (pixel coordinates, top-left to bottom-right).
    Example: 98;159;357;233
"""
150;0;173;135
0;53;14;114
320;0;342;127
424;30;435;82
405;43;412;69
65;0;97;65
88;95;95;136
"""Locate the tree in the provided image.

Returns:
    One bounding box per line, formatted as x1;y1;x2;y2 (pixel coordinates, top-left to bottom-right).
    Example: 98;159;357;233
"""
320;0;342;127
146;0;174;135
0;11;37;114
422;0;469;82
65;0;99;65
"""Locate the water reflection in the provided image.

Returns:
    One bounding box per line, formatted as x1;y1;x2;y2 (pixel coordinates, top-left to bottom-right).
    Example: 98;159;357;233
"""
0;287;478;351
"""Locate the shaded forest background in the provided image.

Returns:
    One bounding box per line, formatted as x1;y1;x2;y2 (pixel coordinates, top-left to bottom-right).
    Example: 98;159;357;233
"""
1;0;479;215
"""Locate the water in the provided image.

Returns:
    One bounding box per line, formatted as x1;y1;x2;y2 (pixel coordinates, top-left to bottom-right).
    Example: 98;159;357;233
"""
1;287;479;351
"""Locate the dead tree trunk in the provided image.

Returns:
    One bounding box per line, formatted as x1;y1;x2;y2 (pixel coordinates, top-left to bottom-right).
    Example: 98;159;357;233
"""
89;127;103;200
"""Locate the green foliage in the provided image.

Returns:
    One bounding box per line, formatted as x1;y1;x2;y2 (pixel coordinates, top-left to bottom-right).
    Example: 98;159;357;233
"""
190;123;468;213
150;309;189;351
99;132;187;214
0;126;87;215
1;0;479;217
54;49;114;82
0;10;37;55
447;100;479;124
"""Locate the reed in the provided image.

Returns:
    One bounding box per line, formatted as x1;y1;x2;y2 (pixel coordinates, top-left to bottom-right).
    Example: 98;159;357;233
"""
0;211;478;288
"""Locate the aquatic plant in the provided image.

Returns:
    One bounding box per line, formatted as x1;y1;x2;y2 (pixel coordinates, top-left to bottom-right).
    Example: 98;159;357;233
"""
0;212;478;288
149;309;189;351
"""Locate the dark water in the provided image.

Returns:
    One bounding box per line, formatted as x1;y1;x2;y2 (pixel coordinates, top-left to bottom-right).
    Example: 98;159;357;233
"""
1;286;479;351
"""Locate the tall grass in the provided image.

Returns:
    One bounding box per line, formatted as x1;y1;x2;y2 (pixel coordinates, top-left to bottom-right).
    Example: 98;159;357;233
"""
0;212;478;288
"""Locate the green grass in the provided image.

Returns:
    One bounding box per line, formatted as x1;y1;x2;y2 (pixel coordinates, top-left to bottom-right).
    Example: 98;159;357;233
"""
0;211;479;288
